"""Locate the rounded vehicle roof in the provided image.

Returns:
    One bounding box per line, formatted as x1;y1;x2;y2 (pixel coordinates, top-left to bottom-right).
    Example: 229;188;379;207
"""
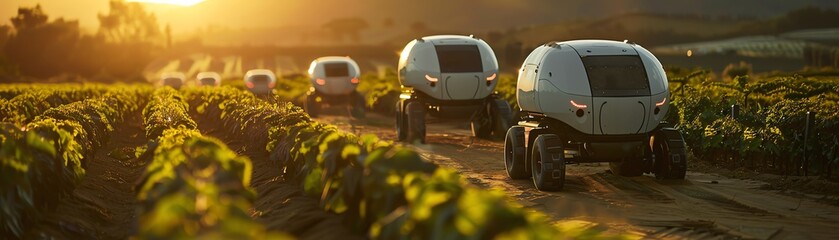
197;72;221;79
314;56;356;63
552;39;637;48
161;72;185;79
245;69;275;77
420;35;483;44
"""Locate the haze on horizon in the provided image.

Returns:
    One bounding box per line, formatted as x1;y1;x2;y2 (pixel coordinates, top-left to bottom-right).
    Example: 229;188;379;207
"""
2;0;838;34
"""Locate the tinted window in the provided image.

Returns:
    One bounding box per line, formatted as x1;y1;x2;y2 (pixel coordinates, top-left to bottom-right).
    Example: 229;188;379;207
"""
324;63;350;77
435;45;483;73
250;75;270;85
163;78;183;89
200;78;216;86
582;56;650;97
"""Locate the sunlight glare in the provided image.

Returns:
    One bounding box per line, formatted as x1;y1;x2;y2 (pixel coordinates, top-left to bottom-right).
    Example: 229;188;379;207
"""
127;0;206;6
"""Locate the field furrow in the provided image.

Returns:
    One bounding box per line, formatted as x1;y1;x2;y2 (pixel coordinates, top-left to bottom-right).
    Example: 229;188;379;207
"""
1;88;148;238
27;109;149;239
187;88;360;239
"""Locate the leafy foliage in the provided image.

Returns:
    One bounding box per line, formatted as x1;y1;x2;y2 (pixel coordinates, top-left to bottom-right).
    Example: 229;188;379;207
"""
0;87;147;238
185;87;596;239
663;69;839;176
137;88;288;239
0;85;108;126
142;87;197;139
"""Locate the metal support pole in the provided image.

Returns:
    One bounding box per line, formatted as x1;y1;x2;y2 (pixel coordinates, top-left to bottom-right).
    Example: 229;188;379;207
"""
803;111;816;176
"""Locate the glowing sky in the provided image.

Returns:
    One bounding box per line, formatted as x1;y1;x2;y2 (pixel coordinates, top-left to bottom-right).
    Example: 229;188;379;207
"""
2;0;838;33
127;0;205;7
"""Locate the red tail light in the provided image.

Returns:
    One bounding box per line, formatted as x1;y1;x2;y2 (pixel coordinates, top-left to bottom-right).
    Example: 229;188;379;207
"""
655;97;667;107
316;79;326;85
570;100;588;109
351;78;359;84
268;82;276;88
246;81;254;88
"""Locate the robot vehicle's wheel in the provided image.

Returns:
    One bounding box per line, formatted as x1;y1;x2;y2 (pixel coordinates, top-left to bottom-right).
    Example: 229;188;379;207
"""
350;91;366;119
652;128;687;180
470;111;491;139
531;134;565;191
471;97;514;140
395;100;407;141
405;100;426;144
305;93;320;118
490;98;514;139
504;126;528;179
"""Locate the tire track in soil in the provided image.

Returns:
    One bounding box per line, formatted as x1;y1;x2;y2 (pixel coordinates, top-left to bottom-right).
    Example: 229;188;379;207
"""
317;113;839;239
193;112;361;240
26;111;149;239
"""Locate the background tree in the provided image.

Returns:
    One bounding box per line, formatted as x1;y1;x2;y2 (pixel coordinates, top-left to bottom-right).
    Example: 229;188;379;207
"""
4;5;81;79
10;4;47;30
97;0;162;43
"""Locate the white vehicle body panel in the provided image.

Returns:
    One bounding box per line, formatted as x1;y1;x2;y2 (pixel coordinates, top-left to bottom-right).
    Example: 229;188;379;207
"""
197;71;222;86
244;69;277;95
308;56;361;95
517;40;670;135
398;35;500;101
160;72;185;88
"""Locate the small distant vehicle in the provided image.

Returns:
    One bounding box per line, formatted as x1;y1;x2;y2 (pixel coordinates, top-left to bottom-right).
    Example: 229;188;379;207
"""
505;40;687;192
304;56;365;118
160;72;186;90
396;35;513;143
196;72;222;87
244;69;276;95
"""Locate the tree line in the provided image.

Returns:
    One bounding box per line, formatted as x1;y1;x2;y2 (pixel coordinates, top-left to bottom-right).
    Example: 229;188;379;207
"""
0;1;165;83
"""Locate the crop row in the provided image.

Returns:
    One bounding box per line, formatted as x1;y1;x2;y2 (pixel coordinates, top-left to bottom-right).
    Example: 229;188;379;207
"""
135;88;288;238
0;85;110;126
0;88;147;237
668;72;839;176
185;86;590;239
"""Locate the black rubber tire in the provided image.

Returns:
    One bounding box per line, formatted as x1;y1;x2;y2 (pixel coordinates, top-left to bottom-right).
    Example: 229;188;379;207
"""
395;100;407;141
405;101;426;144
504;126;528;179
531;134;565;191
305;93;320;118
490;98;514;140
653;128;688;180
470;107;491;139
350;91;366;119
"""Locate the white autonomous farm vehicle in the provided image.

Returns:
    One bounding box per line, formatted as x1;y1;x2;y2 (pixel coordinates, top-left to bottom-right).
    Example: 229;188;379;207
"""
505;40;687;191
305;56;365;119
244;69;277;95
197;71;222;87
160;72;186;90
396;35;513;143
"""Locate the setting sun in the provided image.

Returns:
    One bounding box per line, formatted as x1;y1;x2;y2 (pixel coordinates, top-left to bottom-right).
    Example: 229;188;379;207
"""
128;0;205;6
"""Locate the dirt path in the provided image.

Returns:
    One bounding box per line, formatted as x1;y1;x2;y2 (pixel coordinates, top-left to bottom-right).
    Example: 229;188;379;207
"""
27;112;149;239
193;112;361;240
317;112;839;239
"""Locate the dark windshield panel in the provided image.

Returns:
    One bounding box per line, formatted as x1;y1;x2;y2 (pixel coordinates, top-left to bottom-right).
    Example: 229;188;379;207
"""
200;78;216;86
324;63;350;77
250;75;270;84
582;55;650;97
435;45;483;73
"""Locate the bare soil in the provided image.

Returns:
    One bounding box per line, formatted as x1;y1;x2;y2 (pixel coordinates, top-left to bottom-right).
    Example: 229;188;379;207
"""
317;112;839;239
